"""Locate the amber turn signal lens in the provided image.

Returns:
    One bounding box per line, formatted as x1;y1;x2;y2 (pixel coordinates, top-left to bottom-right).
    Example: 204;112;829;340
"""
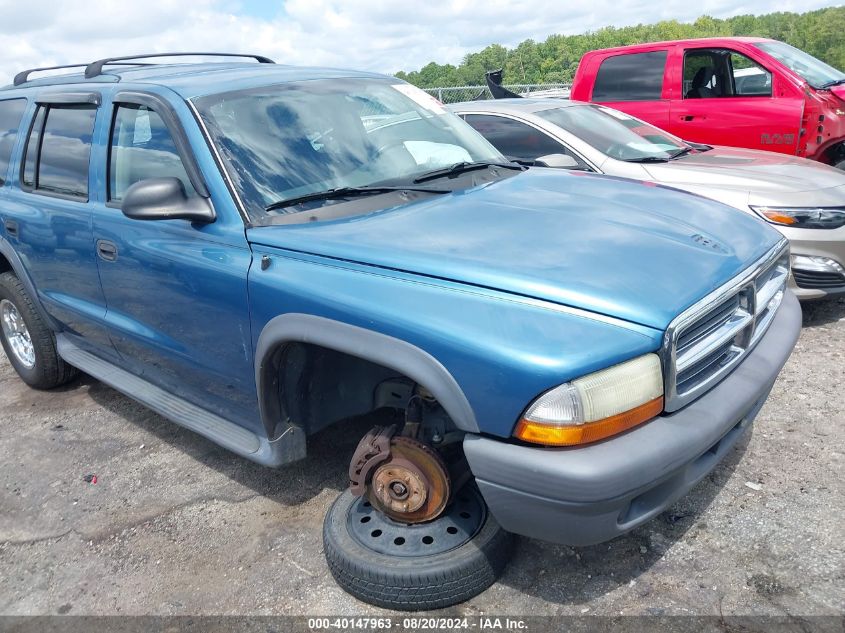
515;396;664;447
760;211;798;225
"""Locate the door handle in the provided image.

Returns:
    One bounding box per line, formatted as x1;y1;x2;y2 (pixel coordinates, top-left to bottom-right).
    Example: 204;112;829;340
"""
96;239;118;262
3;219;18;238
679;115;699;122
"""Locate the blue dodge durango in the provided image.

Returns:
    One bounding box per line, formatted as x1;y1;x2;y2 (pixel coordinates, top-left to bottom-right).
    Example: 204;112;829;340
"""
0;53;800;610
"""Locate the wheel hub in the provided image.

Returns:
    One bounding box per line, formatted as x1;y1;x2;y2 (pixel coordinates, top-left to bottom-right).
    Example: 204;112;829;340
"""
367;436;451;524
0;299;35;369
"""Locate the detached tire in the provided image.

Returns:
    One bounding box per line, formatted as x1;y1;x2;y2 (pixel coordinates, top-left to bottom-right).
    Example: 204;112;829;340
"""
0;272;77;389
323;487;513;610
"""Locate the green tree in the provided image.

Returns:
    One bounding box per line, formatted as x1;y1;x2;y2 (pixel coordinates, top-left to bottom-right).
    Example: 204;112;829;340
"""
394;6;845;87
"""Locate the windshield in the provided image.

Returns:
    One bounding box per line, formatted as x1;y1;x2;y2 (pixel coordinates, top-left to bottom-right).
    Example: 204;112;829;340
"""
536;105;687;161
193;78;504;219
755;41;845;89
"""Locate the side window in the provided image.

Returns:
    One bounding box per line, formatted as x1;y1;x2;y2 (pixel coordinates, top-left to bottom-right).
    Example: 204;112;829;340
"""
109;104;195;202
592;51;667;102
730;52;772;97
22;107;46;189
0;99;27;185
22;104;97;199
684;49;772;98
463;114;581;164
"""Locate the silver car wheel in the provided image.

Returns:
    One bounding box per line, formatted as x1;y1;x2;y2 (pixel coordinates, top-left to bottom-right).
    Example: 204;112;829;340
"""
0;299;36;369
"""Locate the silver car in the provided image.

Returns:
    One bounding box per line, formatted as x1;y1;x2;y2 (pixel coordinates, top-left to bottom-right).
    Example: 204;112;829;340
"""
450;98;845;300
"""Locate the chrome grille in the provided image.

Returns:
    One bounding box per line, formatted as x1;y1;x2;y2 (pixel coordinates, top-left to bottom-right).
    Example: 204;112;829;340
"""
663;241;790;412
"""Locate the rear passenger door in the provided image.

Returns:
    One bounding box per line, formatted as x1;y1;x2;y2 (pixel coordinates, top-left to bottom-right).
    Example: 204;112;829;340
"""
589;50;671;131
91;92;259;428
0;93;114;354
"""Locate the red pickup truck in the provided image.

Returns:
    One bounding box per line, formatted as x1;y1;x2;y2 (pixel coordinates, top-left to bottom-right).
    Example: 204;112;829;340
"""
571;37;845;169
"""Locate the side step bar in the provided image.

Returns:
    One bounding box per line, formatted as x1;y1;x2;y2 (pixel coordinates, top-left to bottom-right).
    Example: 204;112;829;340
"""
56;335;301;467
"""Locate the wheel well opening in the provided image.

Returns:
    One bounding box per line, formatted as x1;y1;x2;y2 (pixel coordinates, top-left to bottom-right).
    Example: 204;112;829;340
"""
268;342;457;440
823;141;845;167
0;253;11;274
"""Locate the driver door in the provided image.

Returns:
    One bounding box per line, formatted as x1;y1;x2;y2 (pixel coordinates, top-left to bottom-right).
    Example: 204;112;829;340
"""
670;47;803;154
91;92;260;429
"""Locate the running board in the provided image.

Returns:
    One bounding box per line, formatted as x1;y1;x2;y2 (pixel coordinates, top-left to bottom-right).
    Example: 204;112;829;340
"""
56;335;302;467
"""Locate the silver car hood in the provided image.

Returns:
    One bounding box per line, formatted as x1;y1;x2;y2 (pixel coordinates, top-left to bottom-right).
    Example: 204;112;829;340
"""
642;147;845;202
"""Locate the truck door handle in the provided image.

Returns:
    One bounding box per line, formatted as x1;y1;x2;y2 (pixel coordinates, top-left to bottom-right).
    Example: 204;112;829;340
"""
679;115;698;122
3;219;18;237
96;239;118;262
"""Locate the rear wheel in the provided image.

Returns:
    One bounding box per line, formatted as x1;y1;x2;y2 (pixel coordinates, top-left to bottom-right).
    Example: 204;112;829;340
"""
0;272;77;389
323;486;513;610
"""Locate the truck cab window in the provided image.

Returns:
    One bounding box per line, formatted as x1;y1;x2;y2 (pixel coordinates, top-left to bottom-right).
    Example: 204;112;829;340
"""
684;49;771;98
593;51;667;101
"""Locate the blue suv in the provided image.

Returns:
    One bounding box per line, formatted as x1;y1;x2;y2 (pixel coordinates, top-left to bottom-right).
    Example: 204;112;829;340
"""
0;53;801;610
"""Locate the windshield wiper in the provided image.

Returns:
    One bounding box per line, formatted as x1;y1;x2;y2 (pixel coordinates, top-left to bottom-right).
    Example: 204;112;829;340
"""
819;78;845;89
412;161;524;184
622;156;670;163
667;146;696;160
264;185;449;213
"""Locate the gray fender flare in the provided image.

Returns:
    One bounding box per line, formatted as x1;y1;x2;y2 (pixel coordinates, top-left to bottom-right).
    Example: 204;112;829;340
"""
0;236;57;330
254;313;479;439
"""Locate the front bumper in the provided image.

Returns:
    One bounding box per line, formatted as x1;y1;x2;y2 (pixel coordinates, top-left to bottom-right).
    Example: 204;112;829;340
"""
780;226;845;300
463;291;802;546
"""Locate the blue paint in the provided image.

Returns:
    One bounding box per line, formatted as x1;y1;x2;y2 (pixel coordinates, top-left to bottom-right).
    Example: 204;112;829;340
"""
0;64;782;443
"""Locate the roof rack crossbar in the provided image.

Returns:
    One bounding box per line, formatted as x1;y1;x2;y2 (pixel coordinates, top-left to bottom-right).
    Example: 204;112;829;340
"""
85;52;275;79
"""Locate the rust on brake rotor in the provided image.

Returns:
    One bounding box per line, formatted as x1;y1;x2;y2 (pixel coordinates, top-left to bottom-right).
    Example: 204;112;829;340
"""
367;436;451;524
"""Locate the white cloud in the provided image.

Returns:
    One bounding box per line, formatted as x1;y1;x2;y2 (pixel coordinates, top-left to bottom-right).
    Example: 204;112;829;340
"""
0;0;839;85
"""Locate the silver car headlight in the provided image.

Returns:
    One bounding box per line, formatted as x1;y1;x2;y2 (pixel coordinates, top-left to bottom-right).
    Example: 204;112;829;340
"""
751;206;845;230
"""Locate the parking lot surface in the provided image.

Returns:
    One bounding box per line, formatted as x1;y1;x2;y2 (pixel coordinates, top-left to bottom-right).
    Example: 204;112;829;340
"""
1;298;843;617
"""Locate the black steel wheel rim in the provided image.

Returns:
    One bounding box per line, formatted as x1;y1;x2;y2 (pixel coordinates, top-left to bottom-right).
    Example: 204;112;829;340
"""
347;486;486;557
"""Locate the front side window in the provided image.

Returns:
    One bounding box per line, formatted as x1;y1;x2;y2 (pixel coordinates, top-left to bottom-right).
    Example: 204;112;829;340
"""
756;41;845;89
22;104;96;199
730;53;772;96
109;104;195;202
536;105;688;162
685;49;772;98
462;114;571;162
0;99;27;185
193;78;504;220
592;51;667;102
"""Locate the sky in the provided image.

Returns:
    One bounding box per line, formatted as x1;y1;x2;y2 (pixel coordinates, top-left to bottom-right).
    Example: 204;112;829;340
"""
0;0;840;84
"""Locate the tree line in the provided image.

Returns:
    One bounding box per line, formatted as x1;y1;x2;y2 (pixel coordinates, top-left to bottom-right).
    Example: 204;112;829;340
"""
394;6;845;88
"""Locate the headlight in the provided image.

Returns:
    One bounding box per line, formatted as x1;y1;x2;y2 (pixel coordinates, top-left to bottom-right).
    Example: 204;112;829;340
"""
751;206;845;230
515;354;664;447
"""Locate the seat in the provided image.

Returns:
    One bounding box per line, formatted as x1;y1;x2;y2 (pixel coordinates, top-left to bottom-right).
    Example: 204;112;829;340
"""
686;66;718;98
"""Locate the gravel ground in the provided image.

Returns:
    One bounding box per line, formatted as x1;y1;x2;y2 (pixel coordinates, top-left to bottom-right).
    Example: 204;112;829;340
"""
0;298;843;618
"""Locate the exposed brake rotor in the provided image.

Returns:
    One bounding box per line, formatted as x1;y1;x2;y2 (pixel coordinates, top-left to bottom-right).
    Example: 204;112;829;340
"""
368;436;451;524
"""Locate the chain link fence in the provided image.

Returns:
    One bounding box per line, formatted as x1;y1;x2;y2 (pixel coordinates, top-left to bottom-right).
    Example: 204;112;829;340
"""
423;83;571;104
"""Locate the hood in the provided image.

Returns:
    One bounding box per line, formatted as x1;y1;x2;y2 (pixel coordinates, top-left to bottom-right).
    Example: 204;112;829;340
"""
642;146;845;195
247;169;783;330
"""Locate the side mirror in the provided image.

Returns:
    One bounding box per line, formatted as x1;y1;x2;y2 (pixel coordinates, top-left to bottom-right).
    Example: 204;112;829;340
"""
534;153;583;169
120;178;215;223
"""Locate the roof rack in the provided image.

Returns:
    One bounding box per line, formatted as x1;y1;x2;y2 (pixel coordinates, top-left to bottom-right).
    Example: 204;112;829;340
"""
12;52;275;86
14;63;90;86
84;52;275;79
